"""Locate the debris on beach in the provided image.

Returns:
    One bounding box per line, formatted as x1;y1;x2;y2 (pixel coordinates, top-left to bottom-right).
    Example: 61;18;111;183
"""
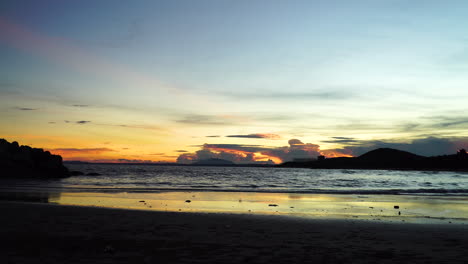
268;204;278;207
185;200;191;203
104;245;115;254
139;201;145;203
394;205;399;209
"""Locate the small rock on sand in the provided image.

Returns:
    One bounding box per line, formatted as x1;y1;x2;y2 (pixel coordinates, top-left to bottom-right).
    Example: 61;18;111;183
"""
268;204;278;207
394;205;399;209
185;200;191;203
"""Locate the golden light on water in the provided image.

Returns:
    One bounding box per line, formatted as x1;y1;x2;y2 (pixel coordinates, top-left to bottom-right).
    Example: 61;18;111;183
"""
49;192;468;224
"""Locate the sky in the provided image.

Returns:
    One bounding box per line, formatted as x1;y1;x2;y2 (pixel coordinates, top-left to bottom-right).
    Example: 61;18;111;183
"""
2;0;468;164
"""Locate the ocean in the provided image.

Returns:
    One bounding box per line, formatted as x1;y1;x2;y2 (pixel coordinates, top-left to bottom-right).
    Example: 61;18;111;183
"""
4;164;467;195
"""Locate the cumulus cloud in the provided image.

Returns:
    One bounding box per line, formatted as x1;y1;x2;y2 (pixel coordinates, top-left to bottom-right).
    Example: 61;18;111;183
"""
176;136;468;164
226;133;281;139
176;148;259;164
177;139;330;164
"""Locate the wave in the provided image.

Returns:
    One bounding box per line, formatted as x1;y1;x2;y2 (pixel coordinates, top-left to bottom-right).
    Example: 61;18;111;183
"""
9;184;467;196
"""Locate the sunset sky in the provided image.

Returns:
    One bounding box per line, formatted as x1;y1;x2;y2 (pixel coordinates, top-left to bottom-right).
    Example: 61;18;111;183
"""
2;0;468;163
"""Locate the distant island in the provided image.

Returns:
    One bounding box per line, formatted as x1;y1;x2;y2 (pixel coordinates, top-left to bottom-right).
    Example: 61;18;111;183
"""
280;148;468;171
0;139;69;178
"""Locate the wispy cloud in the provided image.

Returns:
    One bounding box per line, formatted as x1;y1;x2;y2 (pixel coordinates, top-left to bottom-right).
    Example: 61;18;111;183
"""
117;124;163;131
226;133;281;139
48;147;116;156
15;107;37;111
76;120;91;124
322;136;360;144
149;153;165;156
219;90;355;101
175;114;235;126
72;104;89;107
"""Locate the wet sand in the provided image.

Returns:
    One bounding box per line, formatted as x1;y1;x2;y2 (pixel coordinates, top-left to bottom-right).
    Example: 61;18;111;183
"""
49;191;468;224
1;201;467;263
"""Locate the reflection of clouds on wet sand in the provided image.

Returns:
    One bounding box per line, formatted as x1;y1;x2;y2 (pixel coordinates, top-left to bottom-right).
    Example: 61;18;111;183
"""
52;192;468;224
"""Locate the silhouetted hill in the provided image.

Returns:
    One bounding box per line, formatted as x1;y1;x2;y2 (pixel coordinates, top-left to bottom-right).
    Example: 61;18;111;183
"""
357;148;424;162
279;147;468;171
192;158;235;166
0;139;69;178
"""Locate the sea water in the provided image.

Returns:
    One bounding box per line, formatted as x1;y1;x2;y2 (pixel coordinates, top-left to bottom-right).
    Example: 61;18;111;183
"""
3;164;466;195
2;164;468;223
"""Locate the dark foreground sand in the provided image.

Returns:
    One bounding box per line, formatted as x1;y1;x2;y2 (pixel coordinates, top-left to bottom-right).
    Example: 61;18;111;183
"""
1;202;467;264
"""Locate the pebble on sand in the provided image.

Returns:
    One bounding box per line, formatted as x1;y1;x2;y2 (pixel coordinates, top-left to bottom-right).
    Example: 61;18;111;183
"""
185;200;191;203
394;205;399;209
268;204;278;207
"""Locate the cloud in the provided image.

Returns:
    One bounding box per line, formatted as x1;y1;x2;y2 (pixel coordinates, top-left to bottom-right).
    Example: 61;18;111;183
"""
226;133;281;139
48;148;115;156
177;139;339;164
219;90;355;101
175;150;188;152
63;120;91;124
206;135;221;138
72;104;89;107
321;136;360;144
117;158;154;163
175;114;233;126
339;137;466;157
76;120;91;124
425;116;468;128
177;136;468;164
117;124;163;131
16;107;37;111
149;153;165;155
259;139;322;162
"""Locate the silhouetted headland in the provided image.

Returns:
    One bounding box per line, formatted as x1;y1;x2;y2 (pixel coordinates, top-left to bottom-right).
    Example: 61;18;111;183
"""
280;148;468;171
0;139;69;178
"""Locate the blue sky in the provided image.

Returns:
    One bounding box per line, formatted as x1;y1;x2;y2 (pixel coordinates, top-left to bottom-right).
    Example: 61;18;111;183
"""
1;0;468;162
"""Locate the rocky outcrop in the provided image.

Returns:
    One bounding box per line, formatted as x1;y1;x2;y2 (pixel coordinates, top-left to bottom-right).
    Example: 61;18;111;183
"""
0;139;69;178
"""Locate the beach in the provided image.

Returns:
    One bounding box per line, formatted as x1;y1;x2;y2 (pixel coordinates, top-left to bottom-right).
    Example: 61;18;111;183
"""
1;201;468;264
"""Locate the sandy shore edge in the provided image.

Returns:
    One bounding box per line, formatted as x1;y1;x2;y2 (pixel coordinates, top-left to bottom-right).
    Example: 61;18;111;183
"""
1;201;467;263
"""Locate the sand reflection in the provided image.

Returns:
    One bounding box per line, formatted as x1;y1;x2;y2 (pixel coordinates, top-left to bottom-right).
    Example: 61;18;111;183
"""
49;191;468;224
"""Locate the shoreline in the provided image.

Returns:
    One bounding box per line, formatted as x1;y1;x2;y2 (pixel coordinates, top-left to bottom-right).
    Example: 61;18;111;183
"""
1;201;468;263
